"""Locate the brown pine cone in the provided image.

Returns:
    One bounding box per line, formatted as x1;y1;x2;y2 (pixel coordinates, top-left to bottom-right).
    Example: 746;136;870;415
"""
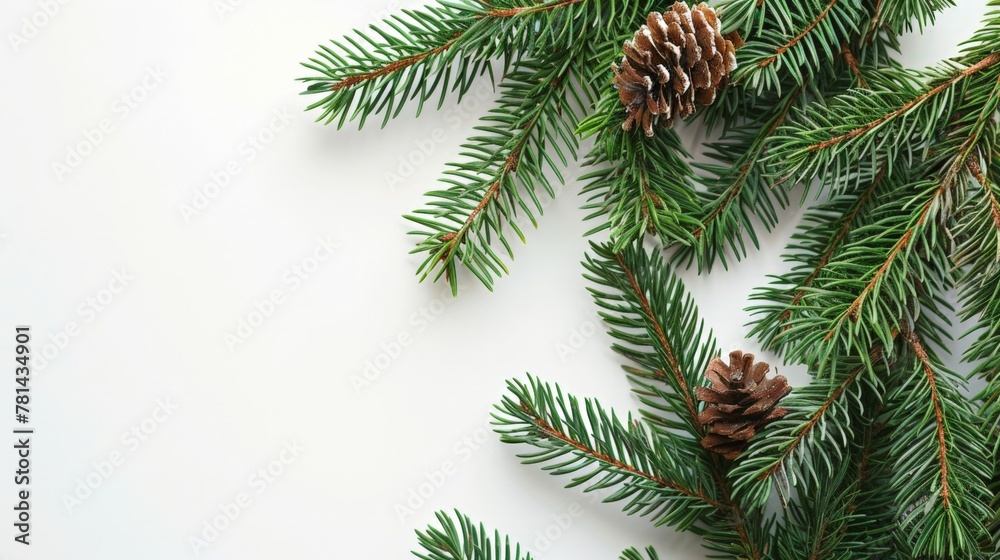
696;350;791;460
612;2;737;136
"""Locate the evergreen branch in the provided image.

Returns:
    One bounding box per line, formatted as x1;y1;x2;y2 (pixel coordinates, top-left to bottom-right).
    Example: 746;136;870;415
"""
771;51;1000;186
494;376;721;530
407;50;588;293
583;242;716;436
730;340;892;509
301;1;490;128
414;510;532;560
329;40;457;93
905;331;953;509
619;546;660;560
776;400;894;560
883;329;994;558
484;0;584;18
749;165;886;354
582;243;766;558
869;0;954;34
732;0;869;94
676;86;801;270
579;94;702;251
811;54;1000;151
960;148;1000;548
781;169;883;304
757;0;840;69
831;414;898;559
300;0;606;129
763;139;966;369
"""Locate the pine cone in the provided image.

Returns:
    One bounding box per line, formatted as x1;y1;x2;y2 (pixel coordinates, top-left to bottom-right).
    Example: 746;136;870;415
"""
696;351;790;460
612;3;737;136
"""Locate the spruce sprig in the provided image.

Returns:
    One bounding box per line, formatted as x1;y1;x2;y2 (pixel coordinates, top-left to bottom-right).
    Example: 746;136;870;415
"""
303;1;1000;557
304;0;920;291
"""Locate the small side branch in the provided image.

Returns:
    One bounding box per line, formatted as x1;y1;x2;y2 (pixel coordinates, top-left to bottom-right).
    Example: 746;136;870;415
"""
906;331;952;508
809;52;1000;152
759;0;839;68
520;403;724;508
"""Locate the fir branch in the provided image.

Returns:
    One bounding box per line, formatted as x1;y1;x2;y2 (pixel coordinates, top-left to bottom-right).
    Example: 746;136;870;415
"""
730;339;892;509
300;0;613;129
732;0;870;94
494;376;721;530
883;329;994;558
414;510;532;560
906;331;954;509
757;0;841;68
619;546;660;560
869;0;955;34
583;242;715;436
582;243;766;559
749;165;886;354
676;86;801;270
407;49;588;293
301;1;490;128
771;51;1000;187
578;94;702;252
774;399;894;560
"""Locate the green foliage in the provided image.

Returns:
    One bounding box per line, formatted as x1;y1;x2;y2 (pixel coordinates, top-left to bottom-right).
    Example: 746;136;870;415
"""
578;95;703;253
728;348;890;509
494;375;717;530
618;546;661;560
304;1;1000;558
884;336;993;557
494;243;770;559
406;48;591;293
304;0;931;291
730;0;869;94
414;511;533;560
582;242;717;437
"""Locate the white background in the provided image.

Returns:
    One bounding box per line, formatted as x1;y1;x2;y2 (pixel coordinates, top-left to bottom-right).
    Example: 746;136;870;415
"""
0;1;988;558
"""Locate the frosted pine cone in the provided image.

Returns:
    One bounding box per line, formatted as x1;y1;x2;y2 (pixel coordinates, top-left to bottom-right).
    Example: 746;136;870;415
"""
613;3;738;136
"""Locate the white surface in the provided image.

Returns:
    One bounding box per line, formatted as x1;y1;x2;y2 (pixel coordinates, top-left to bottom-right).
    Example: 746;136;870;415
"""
0;2;987;558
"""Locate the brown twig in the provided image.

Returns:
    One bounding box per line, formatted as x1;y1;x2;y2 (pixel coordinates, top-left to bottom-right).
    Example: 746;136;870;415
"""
778;167;885;328
809;52;1000;152
968;157;1000;230
521;403;724;508
759;0;839;68
841;42;868;88
332;0;583;91
759;335;894;481
906;330;951;508
614;254;700;425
